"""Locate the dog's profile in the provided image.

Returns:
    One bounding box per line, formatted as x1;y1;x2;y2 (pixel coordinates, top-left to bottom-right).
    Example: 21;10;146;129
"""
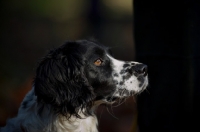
1;40;148;132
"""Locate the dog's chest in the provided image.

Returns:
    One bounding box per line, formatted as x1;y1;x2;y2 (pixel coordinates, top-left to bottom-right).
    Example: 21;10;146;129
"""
56;115;98;132
79;116;98;132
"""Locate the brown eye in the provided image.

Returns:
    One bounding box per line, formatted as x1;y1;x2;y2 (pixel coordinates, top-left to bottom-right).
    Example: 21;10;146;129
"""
94;58;103;66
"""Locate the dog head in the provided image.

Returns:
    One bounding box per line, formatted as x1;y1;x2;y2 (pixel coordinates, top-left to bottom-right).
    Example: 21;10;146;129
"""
34;40;148;118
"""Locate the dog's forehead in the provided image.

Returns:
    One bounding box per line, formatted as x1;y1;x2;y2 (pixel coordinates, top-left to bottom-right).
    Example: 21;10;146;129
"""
83;41;107;50
61;40;110;60
78;40;108;55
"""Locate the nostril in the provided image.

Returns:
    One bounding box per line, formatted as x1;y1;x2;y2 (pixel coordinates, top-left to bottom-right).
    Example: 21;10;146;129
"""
135;64;148;76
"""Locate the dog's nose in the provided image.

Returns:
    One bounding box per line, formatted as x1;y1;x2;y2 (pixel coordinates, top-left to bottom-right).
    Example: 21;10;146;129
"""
134;64;148;76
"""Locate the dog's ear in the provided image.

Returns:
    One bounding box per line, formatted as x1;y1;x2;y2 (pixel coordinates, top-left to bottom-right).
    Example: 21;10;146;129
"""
34;42;94;118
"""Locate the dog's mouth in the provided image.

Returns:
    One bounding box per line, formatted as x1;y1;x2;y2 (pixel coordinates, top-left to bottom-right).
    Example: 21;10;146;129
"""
95;89;136;104
95;96;121;103
105;96;130;103
106;96;120;102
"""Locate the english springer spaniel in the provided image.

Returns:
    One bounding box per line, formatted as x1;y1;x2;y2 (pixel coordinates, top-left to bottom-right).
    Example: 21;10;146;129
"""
1;40;148;132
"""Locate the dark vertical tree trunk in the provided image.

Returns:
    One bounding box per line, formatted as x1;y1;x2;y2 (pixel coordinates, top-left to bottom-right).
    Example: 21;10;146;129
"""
134;0;200;132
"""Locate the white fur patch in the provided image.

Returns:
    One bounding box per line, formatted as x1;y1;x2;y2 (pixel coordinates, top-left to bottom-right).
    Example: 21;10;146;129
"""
107;54;148;96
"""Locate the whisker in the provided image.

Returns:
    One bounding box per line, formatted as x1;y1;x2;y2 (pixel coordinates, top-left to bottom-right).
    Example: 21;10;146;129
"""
113;98;126;107
145;88;150;94
97;105;106;125
106;106;119;120
108;90;118;102
131;96;137;103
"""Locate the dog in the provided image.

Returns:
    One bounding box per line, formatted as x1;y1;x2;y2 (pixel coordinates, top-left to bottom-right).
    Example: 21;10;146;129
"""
1;40;148;132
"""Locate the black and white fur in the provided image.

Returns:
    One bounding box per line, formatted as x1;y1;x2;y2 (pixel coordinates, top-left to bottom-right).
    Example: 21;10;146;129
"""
1;40;148;132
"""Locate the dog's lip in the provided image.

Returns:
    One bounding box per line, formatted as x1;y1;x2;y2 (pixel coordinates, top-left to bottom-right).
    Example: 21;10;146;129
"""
95;96;118;101
106;96;131;103
95;94;130;103
106;96;119;102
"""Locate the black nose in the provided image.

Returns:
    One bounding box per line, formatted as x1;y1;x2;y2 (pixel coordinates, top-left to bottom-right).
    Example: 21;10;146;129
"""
134;64;148;76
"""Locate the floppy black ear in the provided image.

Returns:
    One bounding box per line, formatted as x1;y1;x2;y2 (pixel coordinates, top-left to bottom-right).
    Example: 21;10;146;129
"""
34;42;94;118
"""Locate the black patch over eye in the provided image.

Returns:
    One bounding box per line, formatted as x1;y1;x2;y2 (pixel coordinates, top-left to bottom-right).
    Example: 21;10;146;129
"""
94;58;103;66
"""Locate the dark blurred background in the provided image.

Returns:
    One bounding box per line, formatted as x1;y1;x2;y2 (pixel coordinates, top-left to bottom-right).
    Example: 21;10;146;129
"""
135;0;200;132
1;0;200;132
0;0;137;132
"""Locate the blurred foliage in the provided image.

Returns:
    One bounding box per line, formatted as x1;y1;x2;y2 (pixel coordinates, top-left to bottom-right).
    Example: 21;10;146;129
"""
2;0;87;19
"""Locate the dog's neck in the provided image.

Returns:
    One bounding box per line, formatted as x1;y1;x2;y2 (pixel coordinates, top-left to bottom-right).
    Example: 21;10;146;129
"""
41;104;99;132
55;114;98;132
16;89;99;132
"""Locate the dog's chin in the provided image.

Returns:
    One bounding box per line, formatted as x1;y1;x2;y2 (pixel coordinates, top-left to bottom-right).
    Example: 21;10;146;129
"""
105;96;122;104
95;91;134;105
94;79;148;105
104;95;133;105
104;86;148;104
94;96;123;105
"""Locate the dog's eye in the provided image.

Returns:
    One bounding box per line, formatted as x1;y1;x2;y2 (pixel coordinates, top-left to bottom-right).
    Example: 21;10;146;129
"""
94;58;103;66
